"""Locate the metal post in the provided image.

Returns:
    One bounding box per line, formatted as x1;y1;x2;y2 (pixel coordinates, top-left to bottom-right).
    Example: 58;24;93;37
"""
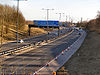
58;13;61;37
81;17;83;24
68;15;71;25
66;16;67;23
16;0;19;45
47;9;49;41
14;0;27;38
59;13;61;21
42;8;54;41
47;9;49;24
56;13;64;37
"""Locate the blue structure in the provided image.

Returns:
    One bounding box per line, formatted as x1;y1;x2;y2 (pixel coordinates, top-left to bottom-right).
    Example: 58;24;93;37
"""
33;20;59;26
28;20;60;36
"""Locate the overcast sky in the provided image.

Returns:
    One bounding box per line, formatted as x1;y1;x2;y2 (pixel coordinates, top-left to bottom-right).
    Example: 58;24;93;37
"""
0;0;100;22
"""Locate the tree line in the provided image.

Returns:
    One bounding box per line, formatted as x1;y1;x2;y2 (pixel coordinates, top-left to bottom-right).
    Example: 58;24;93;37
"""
0;4;25;41
76;11;100;33
86;12;100;33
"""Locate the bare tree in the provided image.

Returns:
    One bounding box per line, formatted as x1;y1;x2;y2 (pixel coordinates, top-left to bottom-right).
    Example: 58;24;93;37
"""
0;4;25;41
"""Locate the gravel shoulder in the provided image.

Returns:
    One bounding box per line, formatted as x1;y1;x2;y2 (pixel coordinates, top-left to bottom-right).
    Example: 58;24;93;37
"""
57;31;100;75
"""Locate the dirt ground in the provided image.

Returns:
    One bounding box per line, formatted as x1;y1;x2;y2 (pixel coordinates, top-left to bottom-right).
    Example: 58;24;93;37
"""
57;31;100;75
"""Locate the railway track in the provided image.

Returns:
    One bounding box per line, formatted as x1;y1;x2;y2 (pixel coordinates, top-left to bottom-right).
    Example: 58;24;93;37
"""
0;28;70;57
0;30;80;75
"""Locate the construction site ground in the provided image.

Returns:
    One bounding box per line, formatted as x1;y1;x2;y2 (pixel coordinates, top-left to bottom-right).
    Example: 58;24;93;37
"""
57;31;100;75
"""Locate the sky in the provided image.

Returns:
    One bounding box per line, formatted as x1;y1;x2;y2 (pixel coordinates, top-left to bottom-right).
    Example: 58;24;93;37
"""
0;0;100;22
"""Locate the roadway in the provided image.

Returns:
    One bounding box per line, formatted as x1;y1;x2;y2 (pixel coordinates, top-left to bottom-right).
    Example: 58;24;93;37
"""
0;30;80;75
0;28;70;53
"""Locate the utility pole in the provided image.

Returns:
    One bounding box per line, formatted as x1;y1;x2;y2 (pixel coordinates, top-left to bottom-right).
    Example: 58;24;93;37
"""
16;0;19;45
56;13;64;36
66;15;67;23
81;17;83;23
42;8;54;41
80;17;83;28
13;0;27;45
68;15;70;23
56;13;64;21
42;8;54;27
12;0;27;74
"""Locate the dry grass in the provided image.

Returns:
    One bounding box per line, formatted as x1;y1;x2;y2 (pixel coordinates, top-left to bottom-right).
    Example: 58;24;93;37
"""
0;37;7;43
0;24;48;43
57;32;100;75
57;67;69;75
23;25;47;36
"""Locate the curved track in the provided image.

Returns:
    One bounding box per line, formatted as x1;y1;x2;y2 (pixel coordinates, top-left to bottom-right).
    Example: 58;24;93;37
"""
0;30;80;75
0;28;70;56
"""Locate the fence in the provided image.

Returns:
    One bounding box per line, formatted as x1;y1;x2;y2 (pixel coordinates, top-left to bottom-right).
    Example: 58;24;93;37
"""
32;30;87;75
